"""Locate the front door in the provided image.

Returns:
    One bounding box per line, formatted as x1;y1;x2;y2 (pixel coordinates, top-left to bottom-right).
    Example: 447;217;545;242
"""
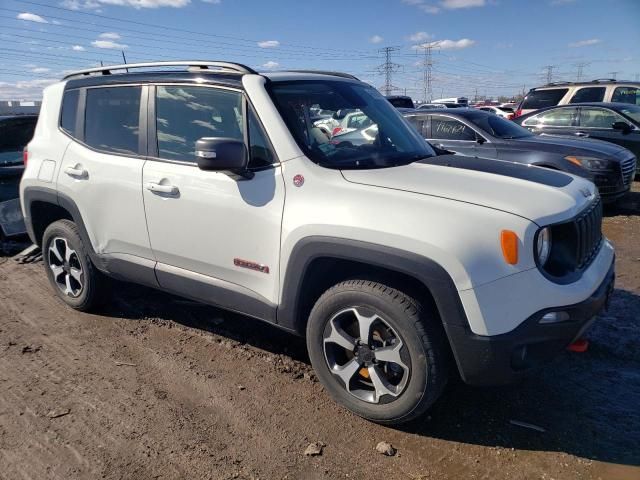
142;84;285;311
428;115;479;157
578;107;640;158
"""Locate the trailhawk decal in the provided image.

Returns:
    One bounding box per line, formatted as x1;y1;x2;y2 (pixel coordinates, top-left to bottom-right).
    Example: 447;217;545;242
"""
234;258;270;274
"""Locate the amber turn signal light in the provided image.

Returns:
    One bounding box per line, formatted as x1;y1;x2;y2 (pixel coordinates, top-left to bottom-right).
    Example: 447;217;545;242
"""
500;230;519;265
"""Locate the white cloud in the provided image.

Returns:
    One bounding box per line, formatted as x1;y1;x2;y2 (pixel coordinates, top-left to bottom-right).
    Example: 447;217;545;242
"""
72;45;86;51
99;32;121;39
17;12;48;23
413;38;476;50
568;38;601;48
0;78;58;101
369;35;384;44
262;61;279;70
257;40;280;48
408;31;432;42
62;0;190;9
440;0;485;8
201;0;221;3
32;67;51;73
91;39;129;49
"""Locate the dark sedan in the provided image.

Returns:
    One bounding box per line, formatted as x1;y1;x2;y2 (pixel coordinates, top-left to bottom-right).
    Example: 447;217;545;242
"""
403;108;636;202
513;102;640;169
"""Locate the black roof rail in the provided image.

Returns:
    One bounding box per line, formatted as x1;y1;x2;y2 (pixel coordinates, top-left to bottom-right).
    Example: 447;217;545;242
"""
544;81;572;86
283;70;360;81
62;61;258;80
590;78;618;83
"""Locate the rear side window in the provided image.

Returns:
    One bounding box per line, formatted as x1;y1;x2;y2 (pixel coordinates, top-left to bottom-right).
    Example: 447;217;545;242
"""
155;85;243;162
60;89;79;136
85;86;141;155
521;89;568;110
612;86;640;106
569;87;605;104
430;116;476;140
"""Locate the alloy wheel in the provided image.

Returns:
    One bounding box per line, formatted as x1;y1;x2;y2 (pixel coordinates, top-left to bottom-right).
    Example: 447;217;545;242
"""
48;237;84;298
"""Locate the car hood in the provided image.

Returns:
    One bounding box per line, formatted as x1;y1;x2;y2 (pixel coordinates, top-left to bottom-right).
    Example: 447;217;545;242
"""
513;134;629;158
341;154;596;225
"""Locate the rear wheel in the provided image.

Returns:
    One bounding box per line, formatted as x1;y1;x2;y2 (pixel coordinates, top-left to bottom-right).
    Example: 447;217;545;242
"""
42;219;108;311
307;279;448;424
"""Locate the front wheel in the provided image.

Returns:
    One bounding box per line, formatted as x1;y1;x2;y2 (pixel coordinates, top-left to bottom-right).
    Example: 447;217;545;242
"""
306;280;448;425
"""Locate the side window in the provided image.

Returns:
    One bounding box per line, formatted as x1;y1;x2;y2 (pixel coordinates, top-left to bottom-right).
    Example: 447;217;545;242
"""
85;86;141;155
406;116;428;138
612;87;640;106
60;89;79;136
248;108;275;168
569;87;605;104
430;117;476;140
523;107;578;127
579;107;624;129
155;86;243;162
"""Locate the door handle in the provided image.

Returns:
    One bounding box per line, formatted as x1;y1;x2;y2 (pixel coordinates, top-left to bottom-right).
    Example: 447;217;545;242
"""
64;166;87;178
145;182;179;196
574;131;589;137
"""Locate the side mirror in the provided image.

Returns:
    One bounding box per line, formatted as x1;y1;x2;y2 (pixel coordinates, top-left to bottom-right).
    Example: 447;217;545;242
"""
195;137;251;178
476;134;486;145
612;121;632;133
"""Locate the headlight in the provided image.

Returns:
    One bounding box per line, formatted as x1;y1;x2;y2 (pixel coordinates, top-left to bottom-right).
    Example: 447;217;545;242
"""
565;156;611;170
536;227;552;266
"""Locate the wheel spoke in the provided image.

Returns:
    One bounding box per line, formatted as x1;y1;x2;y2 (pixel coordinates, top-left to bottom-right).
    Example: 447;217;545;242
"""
333;358;361;389
368;365;398;402
374;341;408;372
69;267;83;285
353;308;377;344
64;240;74;262
325;320;356;351
64;274;74;296
50;264;64;279
49;242;63;263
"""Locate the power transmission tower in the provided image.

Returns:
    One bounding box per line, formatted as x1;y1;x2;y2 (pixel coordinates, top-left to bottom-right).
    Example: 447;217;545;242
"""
543;65;555;84
377;46;401;96
608;71;619;80
574;62;589;81
416;42;436;103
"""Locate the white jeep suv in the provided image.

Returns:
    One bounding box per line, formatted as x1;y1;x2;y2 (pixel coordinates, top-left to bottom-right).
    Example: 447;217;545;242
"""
21;62;615;424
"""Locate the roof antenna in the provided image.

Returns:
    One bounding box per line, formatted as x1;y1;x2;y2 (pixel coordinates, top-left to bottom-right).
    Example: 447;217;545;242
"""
121;50;128;73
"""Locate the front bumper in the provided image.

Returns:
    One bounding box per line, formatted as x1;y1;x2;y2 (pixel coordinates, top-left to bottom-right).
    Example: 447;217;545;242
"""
445;257;615;386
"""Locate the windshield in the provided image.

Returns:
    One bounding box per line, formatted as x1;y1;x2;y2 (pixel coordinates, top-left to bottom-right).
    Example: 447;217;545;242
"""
269;81;435;169
466;112;533;139
620;105;640;124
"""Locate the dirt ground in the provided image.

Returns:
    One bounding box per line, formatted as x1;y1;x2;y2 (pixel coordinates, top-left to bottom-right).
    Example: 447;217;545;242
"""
1;183;639;480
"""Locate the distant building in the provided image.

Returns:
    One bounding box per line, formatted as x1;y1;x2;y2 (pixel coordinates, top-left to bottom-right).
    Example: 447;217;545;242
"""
0;100;41;115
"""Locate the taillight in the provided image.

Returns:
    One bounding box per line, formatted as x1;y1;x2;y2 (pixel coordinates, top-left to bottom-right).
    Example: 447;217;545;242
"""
23;147;28;166
507;114;515;120
332;127;343;136
514;109;522;118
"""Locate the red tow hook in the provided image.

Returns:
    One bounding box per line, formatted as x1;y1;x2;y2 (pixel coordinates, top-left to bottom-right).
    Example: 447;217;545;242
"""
567;338;589;353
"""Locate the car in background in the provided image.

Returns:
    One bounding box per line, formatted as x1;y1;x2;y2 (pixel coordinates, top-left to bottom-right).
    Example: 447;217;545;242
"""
476;105;515;119
1;115;37;240
385;95;415;109
432;97;469;108
515;79;640;117
416;103;447;110
514;102;640;176
403;108;636;202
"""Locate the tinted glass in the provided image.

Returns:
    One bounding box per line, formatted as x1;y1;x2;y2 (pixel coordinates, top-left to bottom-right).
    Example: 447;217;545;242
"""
270;81;434;169
465;112;532;139
612;86;640;106
521;88;568;110
569;87;605;104
579;107;624;128
430;116;476;140
60;89;79;136
620;105;640;124
156;86;243;162
387;97;414;108
85;87;141;155
0;116;37;166
248;108;275;168
405;115;429;137
523;107;578;127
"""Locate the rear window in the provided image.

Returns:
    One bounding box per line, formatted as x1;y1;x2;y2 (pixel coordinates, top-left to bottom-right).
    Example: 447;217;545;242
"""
0;116;37;165
387;97;414;109
521;88;568;110
84;86;141;155
569;87;606;104
612;86;640;106
60;89;79;136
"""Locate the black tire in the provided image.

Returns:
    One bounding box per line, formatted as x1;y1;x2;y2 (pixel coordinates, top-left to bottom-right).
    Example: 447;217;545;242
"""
42;219;108;311
307;279;448;425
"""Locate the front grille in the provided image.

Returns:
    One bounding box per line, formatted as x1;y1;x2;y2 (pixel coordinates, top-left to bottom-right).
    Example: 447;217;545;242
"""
621;156;637;187
574;197;603;270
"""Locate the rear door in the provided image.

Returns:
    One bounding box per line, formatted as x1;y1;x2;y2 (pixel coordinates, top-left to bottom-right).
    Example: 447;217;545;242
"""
578;106;640;156
56;85;153;261
520;106;579;137
428;114;478;157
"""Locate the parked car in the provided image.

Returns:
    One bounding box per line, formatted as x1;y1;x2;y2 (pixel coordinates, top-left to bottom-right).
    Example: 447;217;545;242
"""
416;103;447;110
515;79;640;117
432;97;469;107
404;108;636;202
385;95;415;109
514;102;639;180
22;61;614;425
476;105;514;119
1;115;37;240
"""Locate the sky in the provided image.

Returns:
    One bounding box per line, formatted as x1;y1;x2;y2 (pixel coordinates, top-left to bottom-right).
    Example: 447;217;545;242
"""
0;0;638;101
